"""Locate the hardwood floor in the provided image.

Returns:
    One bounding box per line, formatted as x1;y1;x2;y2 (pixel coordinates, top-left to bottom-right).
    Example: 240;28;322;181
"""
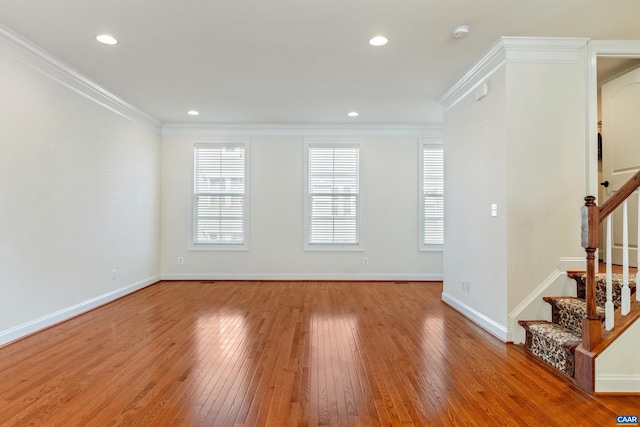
0;281;637;426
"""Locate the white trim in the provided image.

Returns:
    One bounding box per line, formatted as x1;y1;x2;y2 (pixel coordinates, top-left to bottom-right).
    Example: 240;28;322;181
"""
441;292;509;342
439;38;507;112
0;275;160;347
163;124;442;138
419;246;444;252
302;245;365;252
509;269;565;317
507;269;574;343
0;23;161;130
595;375;640;394
441;37;589;112
161;273;443;281
558;257;587;271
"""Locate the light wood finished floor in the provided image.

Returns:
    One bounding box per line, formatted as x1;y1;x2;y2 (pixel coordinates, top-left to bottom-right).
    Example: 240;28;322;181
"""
0;281;638;426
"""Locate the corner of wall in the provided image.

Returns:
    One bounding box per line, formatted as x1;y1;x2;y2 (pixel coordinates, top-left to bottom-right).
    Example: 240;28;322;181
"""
0;275;160;347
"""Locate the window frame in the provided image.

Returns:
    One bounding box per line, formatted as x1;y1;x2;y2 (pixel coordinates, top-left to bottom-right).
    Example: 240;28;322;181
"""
419;139;444;251
304;139;363;252
189;138;250;251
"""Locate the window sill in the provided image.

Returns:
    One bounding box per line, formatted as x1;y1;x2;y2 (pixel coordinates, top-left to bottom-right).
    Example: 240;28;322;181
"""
419;244;444;252
304;244;364;252
189;243;249;251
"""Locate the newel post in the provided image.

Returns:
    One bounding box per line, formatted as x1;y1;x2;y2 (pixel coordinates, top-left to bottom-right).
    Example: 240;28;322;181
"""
581;196;601;351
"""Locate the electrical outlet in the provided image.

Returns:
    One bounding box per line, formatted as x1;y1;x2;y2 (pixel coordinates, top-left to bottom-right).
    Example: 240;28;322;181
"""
363;257;369;265
462;279;466;291
112;269;117;280
178;257;184;265
466;280;471;292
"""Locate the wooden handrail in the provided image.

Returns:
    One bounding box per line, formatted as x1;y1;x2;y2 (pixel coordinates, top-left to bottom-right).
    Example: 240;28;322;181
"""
599;169;640;219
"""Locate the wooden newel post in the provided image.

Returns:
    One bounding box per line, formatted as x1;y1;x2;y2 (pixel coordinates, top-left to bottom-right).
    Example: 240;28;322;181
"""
581;196;601;351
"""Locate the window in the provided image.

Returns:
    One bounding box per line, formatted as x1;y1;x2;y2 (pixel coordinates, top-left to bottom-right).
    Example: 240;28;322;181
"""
305;140;361;249
192;140;249;249
420;142;444;250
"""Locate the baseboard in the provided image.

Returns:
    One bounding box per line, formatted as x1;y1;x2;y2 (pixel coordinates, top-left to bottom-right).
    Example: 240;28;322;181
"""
0;275;160;347
595;374;640;393
160;272;443;281
441;292;509;342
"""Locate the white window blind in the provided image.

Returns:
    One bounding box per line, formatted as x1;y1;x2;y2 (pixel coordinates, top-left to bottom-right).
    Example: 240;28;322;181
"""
307;143;360;246
421;144;444;247
193;142;247;246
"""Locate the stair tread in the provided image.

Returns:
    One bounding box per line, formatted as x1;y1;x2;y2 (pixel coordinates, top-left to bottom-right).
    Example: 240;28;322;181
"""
542;296;605;335
571;272;636;308
518;320;582;346
571;272;637;287
543;296;606;316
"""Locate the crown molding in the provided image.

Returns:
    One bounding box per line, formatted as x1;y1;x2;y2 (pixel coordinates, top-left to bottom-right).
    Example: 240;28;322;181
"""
440;36;590;112
0;23;161;131
162;123;442;138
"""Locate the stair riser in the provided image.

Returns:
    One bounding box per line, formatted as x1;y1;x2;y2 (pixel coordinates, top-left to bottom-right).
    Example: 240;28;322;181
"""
551;307;583;336
547;301;605;336
525;332;575;377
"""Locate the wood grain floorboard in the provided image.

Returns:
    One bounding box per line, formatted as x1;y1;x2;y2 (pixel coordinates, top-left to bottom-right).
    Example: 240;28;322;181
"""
0;280;638;426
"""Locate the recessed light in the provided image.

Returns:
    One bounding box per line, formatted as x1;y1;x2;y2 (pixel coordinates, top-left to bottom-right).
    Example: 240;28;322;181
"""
452;26;470;39
187;110;200;116
369;36;388;47
347;111;359;117
96;34;118;45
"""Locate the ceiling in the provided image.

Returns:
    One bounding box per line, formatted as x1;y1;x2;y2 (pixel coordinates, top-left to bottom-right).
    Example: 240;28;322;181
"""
1;0;640;125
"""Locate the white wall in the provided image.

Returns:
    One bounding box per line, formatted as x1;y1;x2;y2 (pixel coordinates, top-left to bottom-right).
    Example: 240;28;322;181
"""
441;38;589;341
161;128;443;280
442;67;509;339
596;319;640;393
505;61;587;312
0;32;161;345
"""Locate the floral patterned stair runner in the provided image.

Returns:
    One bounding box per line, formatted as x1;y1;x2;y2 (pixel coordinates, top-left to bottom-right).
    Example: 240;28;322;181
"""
572;273;637;308
518;273;636;378
542;296;605;335
518;320;581;377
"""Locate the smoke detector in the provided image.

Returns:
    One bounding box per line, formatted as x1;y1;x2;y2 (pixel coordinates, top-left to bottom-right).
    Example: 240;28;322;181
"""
452;26;470;39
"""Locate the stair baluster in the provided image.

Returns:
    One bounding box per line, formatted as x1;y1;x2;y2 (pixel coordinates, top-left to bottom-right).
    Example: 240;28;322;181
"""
605;215;614;330
588;169;640;341
622;200;631;315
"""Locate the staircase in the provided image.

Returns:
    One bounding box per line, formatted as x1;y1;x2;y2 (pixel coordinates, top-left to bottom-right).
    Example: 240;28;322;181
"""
519;272;636;378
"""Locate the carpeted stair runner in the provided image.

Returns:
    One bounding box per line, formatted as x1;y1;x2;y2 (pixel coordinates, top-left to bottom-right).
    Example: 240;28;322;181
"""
571;272;636;308
519;273;636;378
